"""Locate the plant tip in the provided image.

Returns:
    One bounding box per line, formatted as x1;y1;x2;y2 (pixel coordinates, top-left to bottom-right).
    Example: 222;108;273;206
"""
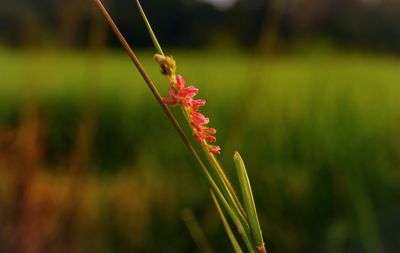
153;53;165;63
233;151;241;159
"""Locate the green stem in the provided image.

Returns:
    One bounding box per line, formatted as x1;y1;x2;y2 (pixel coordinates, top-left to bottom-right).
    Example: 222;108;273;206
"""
208;149;247;218
180;107;248;228
180;107;255;252
135;0;165;56
210;190;243;253
201;141;248;223
209;185;257;253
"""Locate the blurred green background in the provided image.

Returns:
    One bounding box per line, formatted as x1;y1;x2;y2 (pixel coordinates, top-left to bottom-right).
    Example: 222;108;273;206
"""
1;0;400;253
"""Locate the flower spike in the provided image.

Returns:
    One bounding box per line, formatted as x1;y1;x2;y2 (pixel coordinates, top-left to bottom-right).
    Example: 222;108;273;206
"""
157;63;220;154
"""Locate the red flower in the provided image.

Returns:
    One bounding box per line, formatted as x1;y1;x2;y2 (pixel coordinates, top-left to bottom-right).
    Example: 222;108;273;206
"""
162;87;178;104
161;85;198;106
209;145;221;155
192;99;206;110
176;75;186;89
163;75;220;154
191;111;209;125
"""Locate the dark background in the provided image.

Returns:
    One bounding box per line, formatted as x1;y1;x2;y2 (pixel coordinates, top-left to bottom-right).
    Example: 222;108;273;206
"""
1;0;400;51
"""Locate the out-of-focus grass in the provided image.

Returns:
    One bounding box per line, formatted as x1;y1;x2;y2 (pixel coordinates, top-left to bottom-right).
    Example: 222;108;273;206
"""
0;48;400;253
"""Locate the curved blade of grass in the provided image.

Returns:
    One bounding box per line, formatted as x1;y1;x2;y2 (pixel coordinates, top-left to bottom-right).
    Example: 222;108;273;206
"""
135;0;164;56
210;190;243;253
234;152;266;253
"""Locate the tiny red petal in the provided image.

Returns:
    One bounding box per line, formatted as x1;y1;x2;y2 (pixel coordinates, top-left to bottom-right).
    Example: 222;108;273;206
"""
162;97;177;104
191;122;203;132
192;99;206;110
180;98;194;106
206;135;217;142
194;132;205;142
195;135;203;142
169;87;177;98
184;86;198;98
176;87;198;106
204;127;216;135
191;111;209;125
176;75;186;90
209;145;221;155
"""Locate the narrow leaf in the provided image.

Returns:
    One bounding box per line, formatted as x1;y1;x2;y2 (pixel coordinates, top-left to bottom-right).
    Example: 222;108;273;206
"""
234;151;266;252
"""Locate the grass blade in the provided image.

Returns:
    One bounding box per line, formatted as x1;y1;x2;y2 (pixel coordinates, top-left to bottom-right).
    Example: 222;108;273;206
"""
234;151;266;253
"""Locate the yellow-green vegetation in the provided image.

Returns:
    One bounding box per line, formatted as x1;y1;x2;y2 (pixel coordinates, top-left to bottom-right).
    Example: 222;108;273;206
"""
0;48;399;253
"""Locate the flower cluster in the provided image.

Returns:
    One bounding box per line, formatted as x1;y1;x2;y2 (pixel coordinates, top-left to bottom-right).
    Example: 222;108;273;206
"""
155;55;220;155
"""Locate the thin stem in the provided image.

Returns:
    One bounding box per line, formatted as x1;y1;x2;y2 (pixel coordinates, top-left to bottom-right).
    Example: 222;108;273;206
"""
201;141;248;224
209;179;258;253
208;148;247;218
200;141;257;252
180;106;248;228
135;0;165;56
210;190;243;253
179;106;254;252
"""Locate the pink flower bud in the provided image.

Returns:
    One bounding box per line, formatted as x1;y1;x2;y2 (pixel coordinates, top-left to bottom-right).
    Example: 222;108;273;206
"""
204;127;216;135
206;135;217;143
176;75;186;90
194;132;205;142
192;99;206;110
162;97;176;104
168;87;177;98
184;86;198;98
162;74;221;154
191;111;209;125
209;145;221;155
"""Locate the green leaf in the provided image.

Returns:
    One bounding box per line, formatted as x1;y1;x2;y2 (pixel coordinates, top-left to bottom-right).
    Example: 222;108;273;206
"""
234;151;266;252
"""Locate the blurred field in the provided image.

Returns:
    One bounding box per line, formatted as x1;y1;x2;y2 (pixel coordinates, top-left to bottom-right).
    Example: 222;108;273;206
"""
1;48;400;253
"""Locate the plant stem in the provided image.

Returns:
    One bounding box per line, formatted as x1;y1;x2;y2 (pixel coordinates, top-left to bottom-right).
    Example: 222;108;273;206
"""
179;106;249;230
135;0;165;56
207;148;247;218
210;190;243;253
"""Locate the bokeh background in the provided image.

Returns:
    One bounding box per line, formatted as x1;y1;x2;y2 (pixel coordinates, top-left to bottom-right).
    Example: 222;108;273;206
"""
1;0;400;252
